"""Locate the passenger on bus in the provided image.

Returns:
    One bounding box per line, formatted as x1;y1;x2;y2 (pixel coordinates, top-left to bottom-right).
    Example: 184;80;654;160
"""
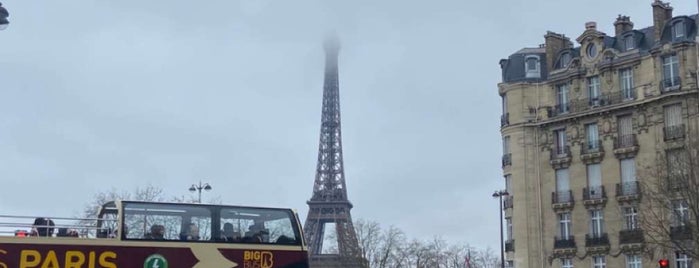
180;223;200;241
145;224;165;240
31;217;55;237
221;223;239;242
244;222;269;243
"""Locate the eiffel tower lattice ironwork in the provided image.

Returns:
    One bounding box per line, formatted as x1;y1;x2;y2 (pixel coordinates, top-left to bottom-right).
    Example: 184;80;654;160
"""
303;34;367;268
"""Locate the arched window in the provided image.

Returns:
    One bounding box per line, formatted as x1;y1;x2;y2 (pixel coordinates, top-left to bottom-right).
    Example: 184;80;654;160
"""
559;52;571;68
525;55;540;78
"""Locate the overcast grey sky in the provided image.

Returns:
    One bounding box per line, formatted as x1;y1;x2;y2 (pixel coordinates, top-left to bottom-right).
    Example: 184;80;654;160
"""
0;0;695;250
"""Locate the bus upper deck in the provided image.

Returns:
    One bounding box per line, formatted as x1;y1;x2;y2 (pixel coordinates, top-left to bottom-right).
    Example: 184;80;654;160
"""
0;200;309;268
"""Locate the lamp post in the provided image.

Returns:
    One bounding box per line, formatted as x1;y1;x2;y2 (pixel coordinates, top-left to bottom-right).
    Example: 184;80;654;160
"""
492;190;509;268
189;181;212;203
0;2;9;31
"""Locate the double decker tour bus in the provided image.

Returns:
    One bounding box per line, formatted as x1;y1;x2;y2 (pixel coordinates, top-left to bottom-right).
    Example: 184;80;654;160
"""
0;200;309;268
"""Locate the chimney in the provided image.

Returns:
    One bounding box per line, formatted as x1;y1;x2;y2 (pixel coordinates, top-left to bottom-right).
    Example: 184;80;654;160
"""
652;0;673;41
585;21;597;31
613;15;634;36
544;31;573;71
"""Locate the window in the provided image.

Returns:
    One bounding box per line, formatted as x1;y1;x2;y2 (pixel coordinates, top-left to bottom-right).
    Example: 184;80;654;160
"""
617;115;633;142
587;76;601;105
593;256;606;268
624;36;635;50
625;254;642;268
620;158;637;195
220;207;300;244
589;210;604;237
561;258;573;268
556;168;570;202
525;55;540;78
585;123;599;151
672;21;686;41
676;252;692;268
672;199;689;227
506;217;512;240
587;164;602;198
664;104;682;128
122;203;212;241
554;129;567;155
587;43;598;58
664;104;684;140
556;84;570;113
662;55;680;89
503;136;510;155
505;175;512;194
558;212;571;238
559;52;571;68
619;68;634;100
623;206;638;230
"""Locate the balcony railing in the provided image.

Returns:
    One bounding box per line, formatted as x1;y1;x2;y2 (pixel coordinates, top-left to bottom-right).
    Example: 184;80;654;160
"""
501;113;509;127
583;185;606;201
554;236;576;249
550;145;571;160
552;190;574;204
670;225;692;240
503;196;513;209
664;124;686;141
581;140;604;155
549;103;570;117
660;76;681;93
502;153;512;167
614;134;638;149
547;89;639;118
585;233;610;247
616;181;639;197
505;240;514;252
619;229;644;244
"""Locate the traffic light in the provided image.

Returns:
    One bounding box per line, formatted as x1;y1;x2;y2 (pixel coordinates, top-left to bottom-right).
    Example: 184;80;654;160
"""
658;259;669;268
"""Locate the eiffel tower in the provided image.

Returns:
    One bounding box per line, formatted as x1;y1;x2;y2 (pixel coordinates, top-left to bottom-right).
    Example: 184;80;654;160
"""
303;34;367;268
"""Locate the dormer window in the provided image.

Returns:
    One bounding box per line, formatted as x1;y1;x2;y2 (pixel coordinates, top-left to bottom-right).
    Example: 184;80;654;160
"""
672;21;685;41
525;55;540;78
624;35;634;51
559;52;571;69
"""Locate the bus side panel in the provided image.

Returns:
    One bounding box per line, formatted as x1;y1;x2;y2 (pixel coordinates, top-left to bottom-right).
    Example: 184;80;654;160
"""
0;242;309;268
0;243;198;268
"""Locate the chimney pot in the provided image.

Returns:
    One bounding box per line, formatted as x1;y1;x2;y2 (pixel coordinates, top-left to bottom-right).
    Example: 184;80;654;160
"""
585;21;597;30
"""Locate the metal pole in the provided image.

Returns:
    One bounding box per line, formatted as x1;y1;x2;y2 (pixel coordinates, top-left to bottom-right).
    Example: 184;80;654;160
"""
198;188;202;203
499;195;505;268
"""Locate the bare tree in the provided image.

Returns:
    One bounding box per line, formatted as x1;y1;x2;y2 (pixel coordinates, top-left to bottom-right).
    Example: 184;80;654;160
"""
638;137;699;260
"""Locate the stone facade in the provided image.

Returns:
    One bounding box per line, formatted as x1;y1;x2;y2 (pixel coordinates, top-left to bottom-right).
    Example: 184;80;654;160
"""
498;1;699;267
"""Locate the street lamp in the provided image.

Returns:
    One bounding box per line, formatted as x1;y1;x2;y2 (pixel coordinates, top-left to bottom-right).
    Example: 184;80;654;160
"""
0;2;9;31
189;181;212;203
492;190;509;268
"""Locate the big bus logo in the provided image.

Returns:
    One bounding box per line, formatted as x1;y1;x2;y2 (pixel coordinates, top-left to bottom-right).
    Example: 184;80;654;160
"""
144;254;168;268
243;251;273;268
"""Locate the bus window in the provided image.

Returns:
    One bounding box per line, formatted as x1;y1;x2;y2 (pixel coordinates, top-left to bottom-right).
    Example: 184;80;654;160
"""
122;202;212;241
220;208;300;245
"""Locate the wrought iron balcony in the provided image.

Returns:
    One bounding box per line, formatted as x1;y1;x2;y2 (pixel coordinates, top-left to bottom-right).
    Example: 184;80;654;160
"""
670;225;693;241
585;233;610;247
552;190;574;210
619;229;644;244
614;134;638;149
505;240;514;252
548;103;570;117
581;140;604;164
554;236;576;249
660;76;681;93
664;124;685;141
581;140;604;154
503;195;513;209
583;186;607;206
615;181;640;202
502;153;512;167
550;145;571;169
501;113;509;127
